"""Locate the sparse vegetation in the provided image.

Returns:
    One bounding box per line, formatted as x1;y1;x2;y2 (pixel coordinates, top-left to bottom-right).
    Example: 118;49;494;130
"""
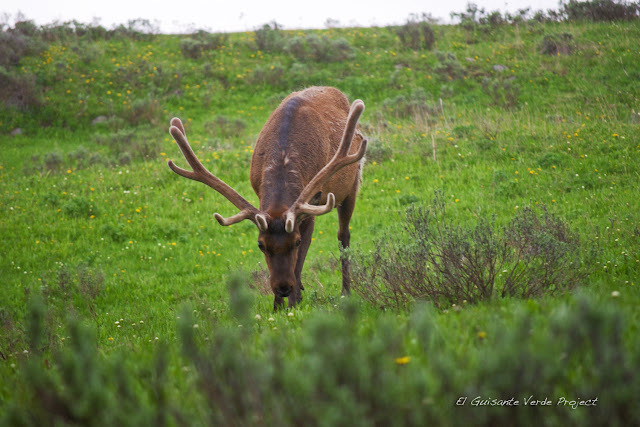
351;194;597;310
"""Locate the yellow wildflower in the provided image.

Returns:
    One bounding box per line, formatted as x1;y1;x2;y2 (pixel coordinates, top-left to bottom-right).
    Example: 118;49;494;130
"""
395;356;410;365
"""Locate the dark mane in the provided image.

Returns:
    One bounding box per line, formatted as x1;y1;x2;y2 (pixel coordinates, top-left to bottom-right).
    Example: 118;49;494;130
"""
262;96;304;208
278;96;301;152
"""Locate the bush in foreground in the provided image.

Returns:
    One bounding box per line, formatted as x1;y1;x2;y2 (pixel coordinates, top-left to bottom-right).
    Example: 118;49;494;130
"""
3;287;639;426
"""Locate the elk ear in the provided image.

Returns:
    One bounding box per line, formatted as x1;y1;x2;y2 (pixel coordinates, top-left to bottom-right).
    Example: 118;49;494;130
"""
256;214;269;232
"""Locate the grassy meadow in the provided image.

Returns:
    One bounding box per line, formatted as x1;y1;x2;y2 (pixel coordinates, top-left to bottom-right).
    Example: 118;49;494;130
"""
1;7;640;426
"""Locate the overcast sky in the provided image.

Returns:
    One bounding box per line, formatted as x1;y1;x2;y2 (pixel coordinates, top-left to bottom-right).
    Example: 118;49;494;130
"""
3;0;562;33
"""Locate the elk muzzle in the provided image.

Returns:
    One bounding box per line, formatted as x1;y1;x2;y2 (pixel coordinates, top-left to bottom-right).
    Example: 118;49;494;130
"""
262;241;299;300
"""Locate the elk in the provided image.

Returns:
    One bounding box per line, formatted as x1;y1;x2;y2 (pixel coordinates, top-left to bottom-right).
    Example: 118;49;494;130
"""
167;87;367;310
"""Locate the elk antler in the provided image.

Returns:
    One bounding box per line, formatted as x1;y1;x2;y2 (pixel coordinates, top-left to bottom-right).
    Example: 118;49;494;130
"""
284;100;368;233
167;117;266;228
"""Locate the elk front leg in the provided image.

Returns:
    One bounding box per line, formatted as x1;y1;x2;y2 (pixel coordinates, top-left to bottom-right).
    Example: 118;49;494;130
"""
274;296;285;311
337;195;356;296
288;217;315;308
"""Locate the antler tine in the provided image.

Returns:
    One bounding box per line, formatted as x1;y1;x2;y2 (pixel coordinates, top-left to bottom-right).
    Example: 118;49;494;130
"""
170;117;185;135
336;100;365;157
284;101;366;232
167;117;260;227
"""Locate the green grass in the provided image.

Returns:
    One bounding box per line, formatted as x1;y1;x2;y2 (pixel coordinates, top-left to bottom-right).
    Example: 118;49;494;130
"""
1;15;639;425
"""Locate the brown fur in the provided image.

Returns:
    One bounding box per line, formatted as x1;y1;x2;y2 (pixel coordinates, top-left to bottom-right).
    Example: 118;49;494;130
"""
251;87;365;212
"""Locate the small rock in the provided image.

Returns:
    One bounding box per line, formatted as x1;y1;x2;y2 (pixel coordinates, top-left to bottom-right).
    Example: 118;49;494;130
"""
91;115;108;125
466;57;475;62
11;128;23;136
492;64;508;72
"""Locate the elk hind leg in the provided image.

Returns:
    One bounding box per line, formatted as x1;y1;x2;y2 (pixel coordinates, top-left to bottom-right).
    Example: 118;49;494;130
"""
337;195;356;296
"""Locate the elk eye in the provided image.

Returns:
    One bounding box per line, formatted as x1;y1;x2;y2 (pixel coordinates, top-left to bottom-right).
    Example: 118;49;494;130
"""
258;241;265;252
295;238;302;248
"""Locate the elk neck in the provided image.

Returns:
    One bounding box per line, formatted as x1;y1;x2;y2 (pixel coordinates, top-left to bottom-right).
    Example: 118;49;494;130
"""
259;96;306;213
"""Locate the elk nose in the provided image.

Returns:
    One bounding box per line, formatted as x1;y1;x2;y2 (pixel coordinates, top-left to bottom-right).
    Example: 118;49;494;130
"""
275;284;292;298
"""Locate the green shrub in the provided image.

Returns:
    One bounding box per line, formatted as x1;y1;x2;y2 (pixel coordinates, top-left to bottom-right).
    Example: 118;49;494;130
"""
62;196;97;218
68;145;90;167
327;37;354;61
0;66;41;111
4;310;163;426
381;88;437;120
99;223;125;242
43;151;63;172
482;10;506;26
93;126;163;162
125;95;161;126
463;294;640;425
537;152;565;168
118;151;132;165
451;3;486;42
423;24;436;50
111;19;158;41
540;32;574;55
285;34;354;62
0;29;44;67
350;193;597;310
178;278;419;426
76;265;105;302
179;37;202;59
94;128;136;147
561;0;639;22
289;62;311;86
449;4;533;41
204;115;248;138
307;34;354;62
254;22;285;52
285;36;308;59
434;51;466;80
39;264;105;319
41;192;60;206
39;20;110;42
249;64;286;88
395;15;436;50
180;31;228;59
6;284;640;426
305;34;332;61
481;76;520;109
363;137;393;163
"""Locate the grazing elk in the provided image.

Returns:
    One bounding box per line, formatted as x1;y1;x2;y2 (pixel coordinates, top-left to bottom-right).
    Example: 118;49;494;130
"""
167;87;367;310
